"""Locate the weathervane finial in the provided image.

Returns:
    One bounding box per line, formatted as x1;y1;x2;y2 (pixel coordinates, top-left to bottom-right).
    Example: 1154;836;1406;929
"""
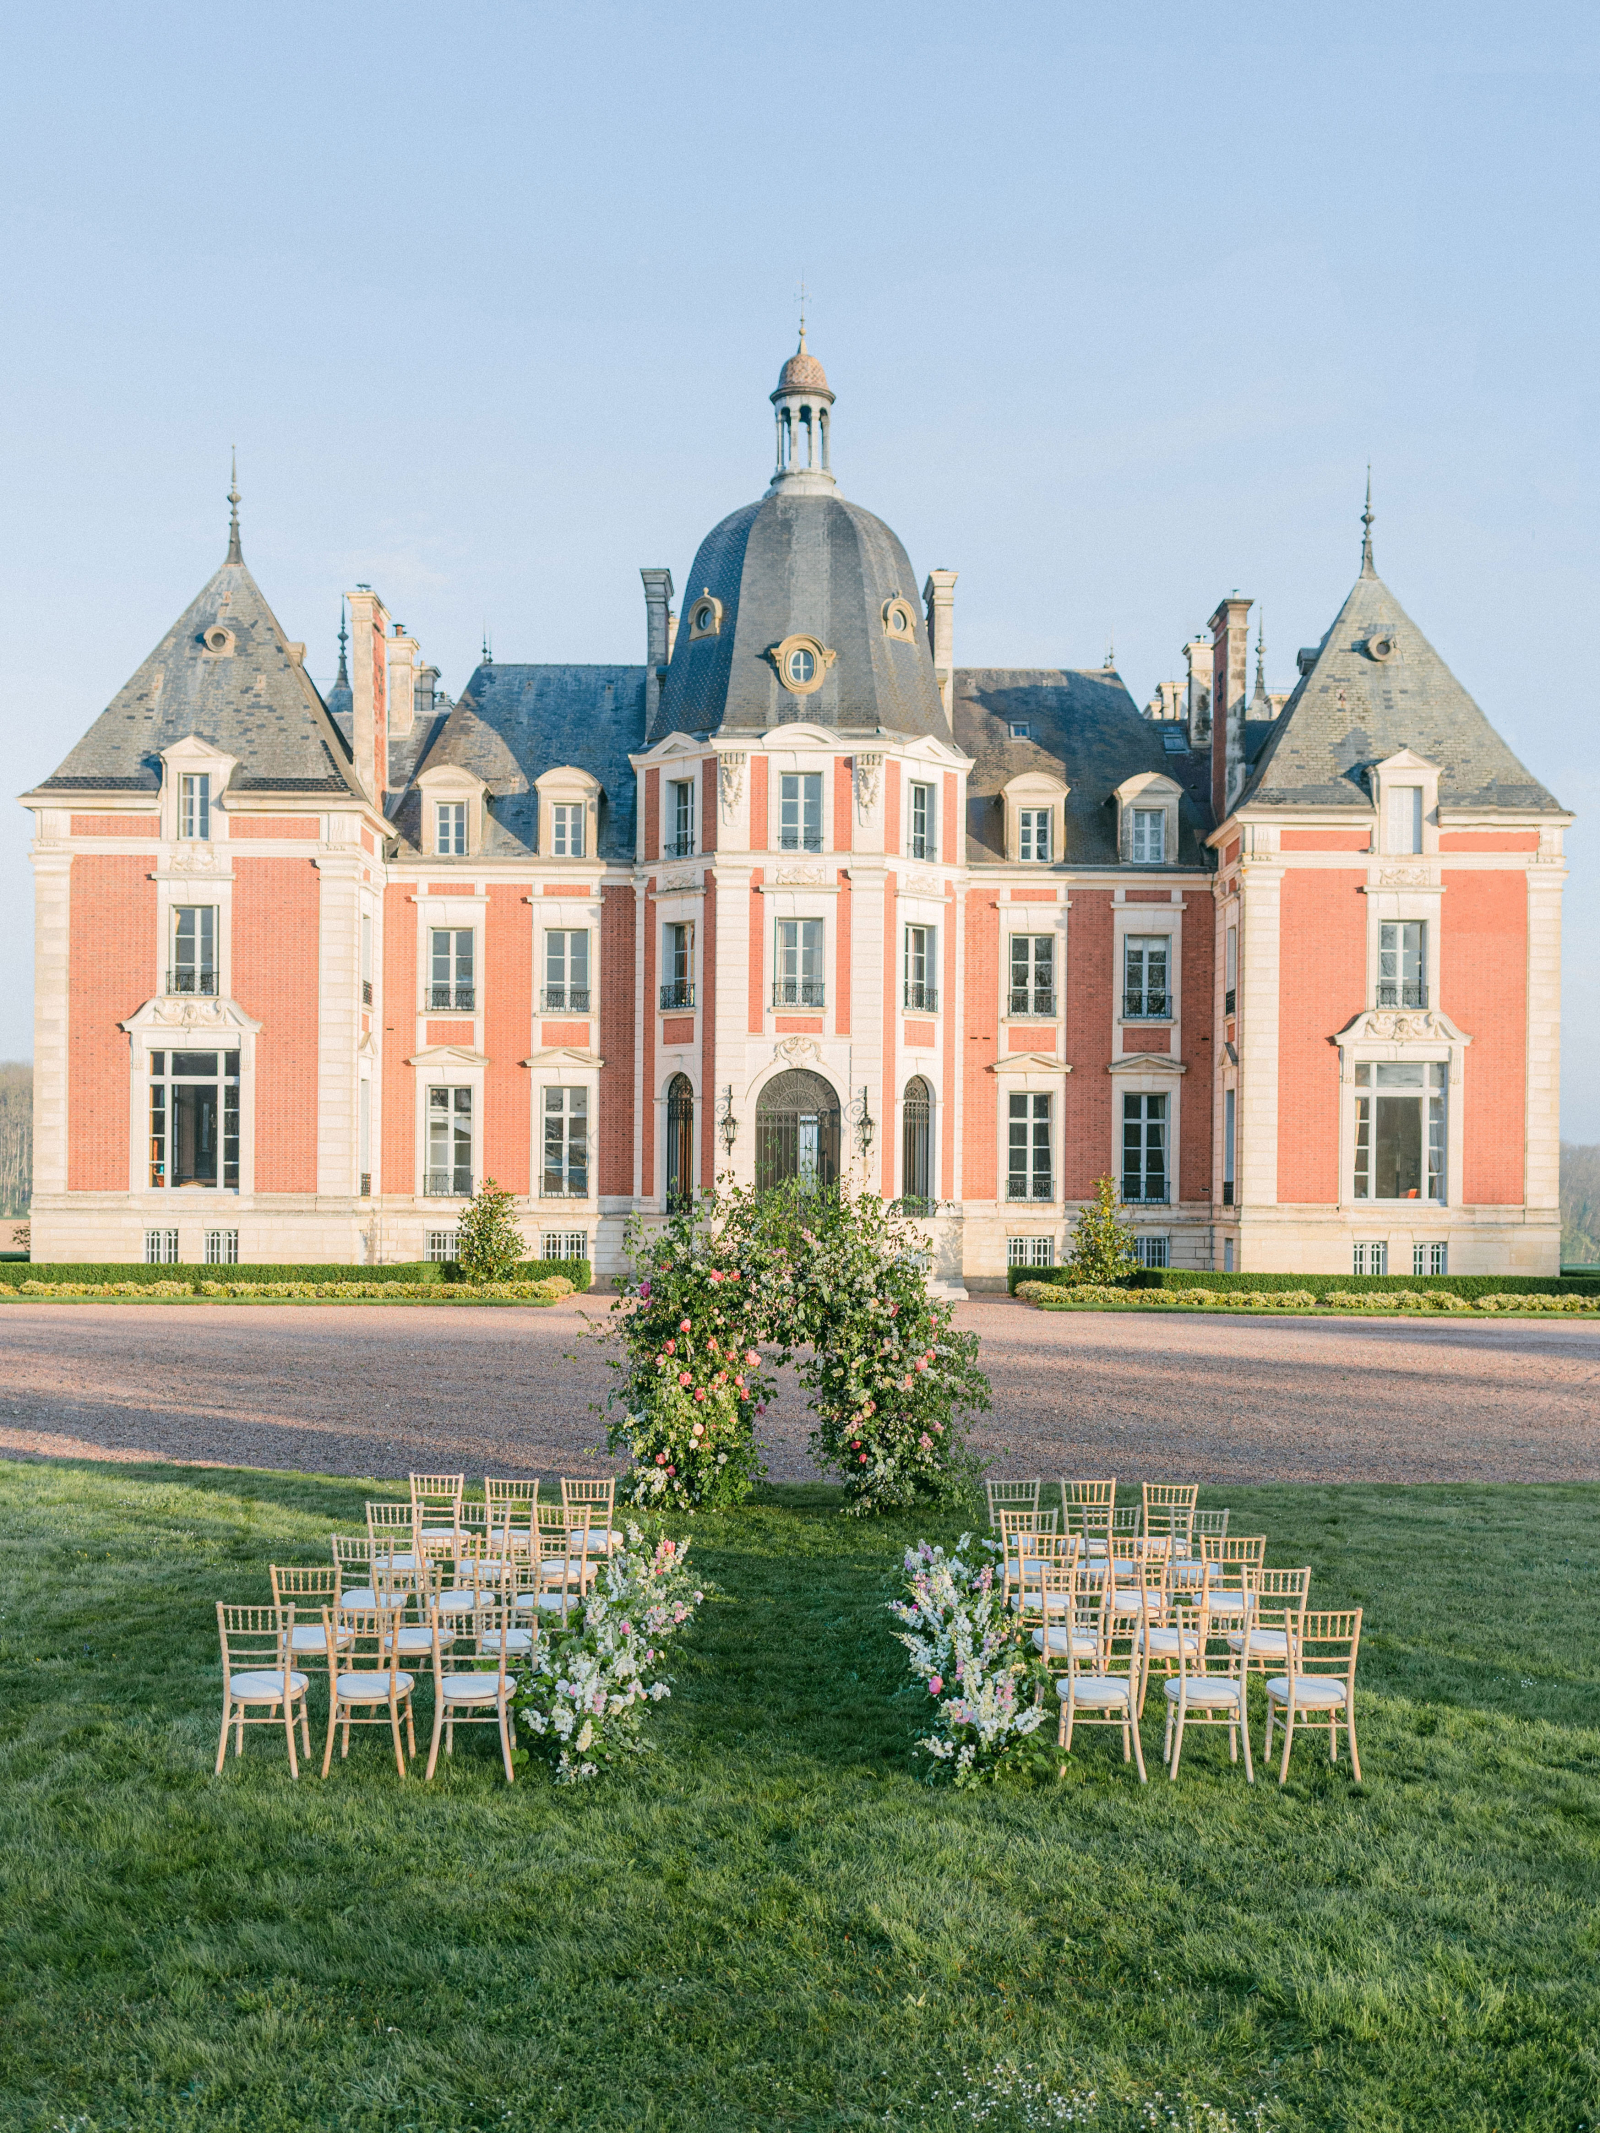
226;447;243;565
798;273;809;350
1360;465;1375;577
336;597;349;687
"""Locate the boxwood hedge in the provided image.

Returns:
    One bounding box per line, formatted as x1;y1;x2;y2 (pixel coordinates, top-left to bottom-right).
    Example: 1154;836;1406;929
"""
1005;1264;1600;1300
0;1258;592;1293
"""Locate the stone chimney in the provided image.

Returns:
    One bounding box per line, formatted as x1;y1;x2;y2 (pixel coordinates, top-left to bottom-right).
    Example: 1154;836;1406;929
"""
923;569;958;720
641;568;674;730
1183;637;1213;752
1208;595;1252;820
386;627;418;737
416;665;438;725
344;585;392;804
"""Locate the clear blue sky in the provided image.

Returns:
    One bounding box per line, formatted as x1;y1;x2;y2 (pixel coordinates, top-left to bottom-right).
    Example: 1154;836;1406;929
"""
4;1;1596;1134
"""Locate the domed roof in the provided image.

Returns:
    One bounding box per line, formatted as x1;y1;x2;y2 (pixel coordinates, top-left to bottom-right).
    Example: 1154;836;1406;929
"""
648;486;949;744
772;332;834;403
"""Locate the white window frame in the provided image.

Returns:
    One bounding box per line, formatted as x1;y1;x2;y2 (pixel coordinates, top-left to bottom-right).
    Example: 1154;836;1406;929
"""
778;772;825;854
544;928;592;1013
551;802;585;858
1018;808;1052;864
904;924;938;1012
1353;1241;1388;1275
360;910;374;1006
661;921;695;1010
774;917;825;1008
204;1228;239;1266
541;1231;588;1261
666;777;696;859
1121;1091;1170;1206
1007;1234;1055;1268
425;1228;458;1263
1007;1091;1053;1203
1377;920;1427;1010
1134;1234;1170;1269
541;1085;590;1199
144;1228;180;1265
1122;934;1171;1020
1414;1241;1447;1276
1112;771;1181;868
909;780;936;862
425;1084;475;1199
1351;1060;1448;1205
180;773;211;842
1008;932;1056;1018
436;801;468;856
1130;807;1166;863
169;904;218;997
429;927;476;1013
359;1079;372;1195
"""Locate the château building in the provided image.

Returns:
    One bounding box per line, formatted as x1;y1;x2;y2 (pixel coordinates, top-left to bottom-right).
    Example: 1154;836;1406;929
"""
21;342;1570;1282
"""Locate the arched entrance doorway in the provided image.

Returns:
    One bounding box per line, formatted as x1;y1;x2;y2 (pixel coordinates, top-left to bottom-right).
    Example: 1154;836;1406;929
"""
665;1075;695;1213
755;1068;840;1194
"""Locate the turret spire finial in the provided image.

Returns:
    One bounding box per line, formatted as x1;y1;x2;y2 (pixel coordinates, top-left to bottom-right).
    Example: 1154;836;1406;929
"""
798;272;808;351
1360;466;1375;577
336;597;349;687
226;447;243;565
1254;609;1267;700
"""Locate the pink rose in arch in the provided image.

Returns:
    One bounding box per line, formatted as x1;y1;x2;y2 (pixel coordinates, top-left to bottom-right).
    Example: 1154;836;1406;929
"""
694;1388;707;1402
928;1676;943;1695
679;1371;692;1386
664;1339;676;1355
679;1319;691;1332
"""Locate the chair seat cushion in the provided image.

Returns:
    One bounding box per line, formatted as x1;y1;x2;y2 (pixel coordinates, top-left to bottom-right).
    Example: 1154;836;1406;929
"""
1140;1627;1201;1655
539;1559;593;1582
417;1525;457;1538
1266;1675;1347;1707
288;1625;352;1653
230;1670;309;1700
1031;1625;1097;1659
481;1627;534;1654
1109;1589;1165;1613
433;1588;492;1612
1057;1675;1134;1707
441;1673;509;1701
388;1626;434;1654
569;1527;621;1553
1199;1590;1247;1614
335;1670;413;1700
340;1587;379;1610
1163;1675;1244;1706
1229;1629;1288;1657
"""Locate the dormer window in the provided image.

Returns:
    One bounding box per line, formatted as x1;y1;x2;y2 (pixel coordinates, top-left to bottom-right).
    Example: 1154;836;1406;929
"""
552;803;585;858
180;774;211;841
436;802;467;856
1019;809;1052;863
882;597;918;640
1130;808;1166;864
688;593;722;640
1385;786;1423;855
1008;721;1032;741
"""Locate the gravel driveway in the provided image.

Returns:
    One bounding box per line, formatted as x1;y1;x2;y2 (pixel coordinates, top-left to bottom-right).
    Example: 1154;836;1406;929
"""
0;1297;1594;1485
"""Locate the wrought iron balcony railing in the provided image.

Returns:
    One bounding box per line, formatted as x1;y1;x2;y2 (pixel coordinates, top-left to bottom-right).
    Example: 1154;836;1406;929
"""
663;834;696;859
1008;990;1056;1018
165;968;218;996
777;830;824;852
659;980;695;1010
903;982;939;1012
429;984;476;1011
772;978;826;1008
1122;993;1171;1020
1376;980;1428;1009
541;986;591;1013
424;1169;474;1198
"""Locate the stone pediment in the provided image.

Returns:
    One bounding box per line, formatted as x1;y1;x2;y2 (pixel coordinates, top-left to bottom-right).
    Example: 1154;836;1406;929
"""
1332;1007;1470;1046
120;994;262;1036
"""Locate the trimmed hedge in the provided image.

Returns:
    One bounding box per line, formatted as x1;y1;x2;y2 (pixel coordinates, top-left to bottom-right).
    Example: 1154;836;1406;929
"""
1007;1264;1600;1300
1;1258;592;1293
1013;1280;1598;1315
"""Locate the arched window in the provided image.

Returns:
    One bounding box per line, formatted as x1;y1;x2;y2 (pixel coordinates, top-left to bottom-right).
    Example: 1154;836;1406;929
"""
755;1069;840;1195
665;1075;694;1213
901;1076;933;1211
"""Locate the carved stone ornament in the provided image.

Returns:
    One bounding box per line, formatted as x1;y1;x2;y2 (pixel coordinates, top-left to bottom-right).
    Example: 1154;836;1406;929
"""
775;1035;821;1065
1377;865;1433;888
854;752;883;822
772;862;828;886
904;870;942;897
148;997;241;1030
1358;1009;1443;1042
659;867;701;893
718;751;746;823
166;843;225;873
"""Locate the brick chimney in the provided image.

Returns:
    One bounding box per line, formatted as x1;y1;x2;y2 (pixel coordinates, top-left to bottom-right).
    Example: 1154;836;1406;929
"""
1208;595;1252;820
344;586;392;804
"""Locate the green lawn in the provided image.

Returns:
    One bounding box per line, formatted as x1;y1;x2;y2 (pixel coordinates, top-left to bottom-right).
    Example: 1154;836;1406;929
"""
1;1463;1597;2132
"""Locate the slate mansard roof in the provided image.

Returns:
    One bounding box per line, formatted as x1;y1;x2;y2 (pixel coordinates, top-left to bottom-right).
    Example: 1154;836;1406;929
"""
399;663;647;860
34;555;360;798
1243;566;1564;815
650;490;952;746
955;667;1214;867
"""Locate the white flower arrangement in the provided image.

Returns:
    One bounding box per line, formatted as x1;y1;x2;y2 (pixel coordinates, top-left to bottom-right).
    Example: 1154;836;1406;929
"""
514;1522;704;1782
889;1535;1046;1786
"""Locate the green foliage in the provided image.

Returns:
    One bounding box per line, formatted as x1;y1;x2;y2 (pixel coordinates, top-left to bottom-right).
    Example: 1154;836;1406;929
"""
1008;1262;1600;1298
453;1175;527;1284
1063;1175;1139;1287
1561;1140;1600;1265
2;1460;1600;2128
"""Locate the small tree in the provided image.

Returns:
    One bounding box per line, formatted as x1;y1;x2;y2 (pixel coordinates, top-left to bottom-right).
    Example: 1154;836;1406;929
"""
1064;1176;1138;1286
455;1176;525;1283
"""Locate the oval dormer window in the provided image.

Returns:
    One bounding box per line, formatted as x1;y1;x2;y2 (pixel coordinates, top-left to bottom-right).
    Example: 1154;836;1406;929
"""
769;633;832;694
202;626;235;657
787;648;816;686
689;592;722;640
882;597;918;640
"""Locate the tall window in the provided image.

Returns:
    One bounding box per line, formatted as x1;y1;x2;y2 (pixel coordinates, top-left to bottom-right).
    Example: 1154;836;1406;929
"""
1353;1061;1445;1201
426;1087;474;1196
661;923;694;1009
665;1074;694;1212
551;803;585;857
1353;1241;1388;1275
1223;1088;1236;1207
904;926;938;1011
1007;1092;1052;1201
1122;1092;1169;1204
149;1049;239;1190
359;1080;371;1196
542;1087;589;1197
544;930;590;1011
1377;922;1426;1008
436;802;467;856
1224;923;1237;1016
779;773;824;853
1385;785;1423;854
667;780;695;859
430;928;474;1010
1123;936;1170;1019
909;781;935;861
361;912;373;1005
901;1076;933;1209
169;906;216;996
1130;807;1166;863
774;919;825;1007
1018;808;1052;863
180;773;210;841
1009;934;1055;1017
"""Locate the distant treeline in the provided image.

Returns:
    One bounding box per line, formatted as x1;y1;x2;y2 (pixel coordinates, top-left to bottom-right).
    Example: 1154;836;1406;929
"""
1563;1142;1600;1265
0;1063;30;1219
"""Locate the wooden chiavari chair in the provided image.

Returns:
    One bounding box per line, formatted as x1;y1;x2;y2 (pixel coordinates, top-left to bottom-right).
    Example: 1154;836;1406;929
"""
269;1565;353;1690
1162;1595;1253;1783
1003;1528;1077;1613
985;1478;1041;1530
409;1472;465;1543
320;1602;416;1779
1226;1566;1312;1677
561;1476;621;1559
424;1600;517;1783
366;1500;421;1572
1141;1483;1198;1554
215;1603;311;1778
1059;1477;1117;1558
1264;1610;1363;1784
330;1534;377;1608
1054;1576;1146;1782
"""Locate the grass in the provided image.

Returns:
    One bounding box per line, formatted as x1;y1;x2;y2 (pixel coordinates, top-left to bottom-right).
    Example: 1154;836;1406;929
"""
1;1464;1598;2132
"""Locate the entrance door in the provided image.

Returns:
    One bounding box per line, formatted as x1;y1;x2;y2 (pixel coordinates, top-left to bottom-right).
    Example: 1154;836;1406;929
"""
755;1069;840;1195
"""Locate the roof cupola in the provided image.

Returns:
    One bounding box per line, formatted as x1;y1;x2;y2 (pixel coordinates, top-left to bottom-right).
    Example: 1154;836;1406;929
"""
768;322;836;496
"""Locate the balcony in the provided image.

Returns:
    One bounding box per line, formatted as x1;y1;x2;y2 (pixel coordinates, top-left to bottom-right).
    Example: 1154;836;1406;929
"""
541;1174;590;1199
777;830;824;853
1008;990;1056;1019
1121;1184;1170;1206
660;980;696;1010
903;982;939;1012
909;837;936;862
663;834;696;860
1224;987;1235;1016
424;1169;474;1197
165;968;219;997
1376;980;1428;1009
541;986;592;1013
430;984;476;1012
1122;994;1171;1021
772;978;826;1009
